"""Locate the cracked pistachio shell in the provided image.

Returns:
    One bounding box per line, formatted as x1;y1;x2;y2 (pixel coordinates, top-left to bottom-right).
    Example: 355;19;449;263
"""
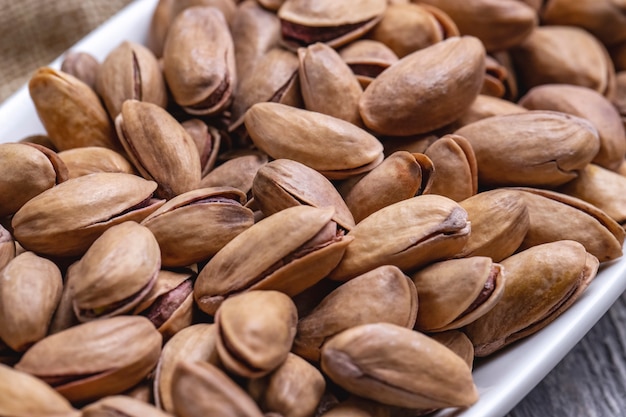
163;6;236;115
171;0;237;24
96;41;167;119
252;158;355;230
557;164;626;227
141;187;254;267
457;189;529;261
419;0;537;52
519;84;626;171
68;221;160;322
215;290;297;378
448;94;527;131
341;151;434;224
515;187;625;262
429;330;474;370
11;173;164;258
154;324;220;413
0;252;62;352
115;100;201;199
48;271;80;335
423;134;478;202
200;153;269;195
57;147;135;179
14;316;162;403
321;323;478;409
338;40;398;88
182;119;221;177
0;364;80;417
245;103;384;179
0;224;15;270
194;205;353;315
172;361;263;417
82;396;171;417
247;353;325;417
328;194;470;281
0;142;69;217
28;67;120;152
278;0;387;49
298;42;363;125
411;256;504;332
454;111;600;187
294;265;418;362
359;36;486;136
60;51;99;90
465;240;599;356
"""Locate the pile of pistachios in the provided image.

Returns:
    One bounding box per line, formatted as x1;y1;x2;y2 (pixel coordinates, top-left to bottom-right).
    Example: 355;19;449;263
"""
2;0;626;416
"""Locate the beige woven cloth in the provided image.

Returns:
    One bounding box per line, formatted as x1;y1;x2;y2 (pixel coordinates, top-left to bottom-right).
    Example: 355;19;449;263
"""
0;0;134;103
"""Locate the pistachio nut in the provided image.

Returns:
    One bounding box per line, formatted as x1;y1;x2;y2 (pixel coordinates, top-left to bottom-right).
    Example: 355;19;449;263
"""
465;240;599;356
0;224;15;271
247;353;325;417
171;360;264;417
457;188;529;261
320;323;478;409
28;67;120;151
57;147;136;179
154;324;221;413
454;110;600;187
96;41;167;120
11;172;164;257
182;119;221;177
82;396;172;417
170;0;237;24
411;256;504;332
194;205;353;315
0;142;69;217
244;102;384;179
429;330;475;370
328;194;470;281
14;316;162;403
338;39;398;87
449;94;527;131
67;221;160;322
294;265;418;362
215;290;297;378
60;51;100;90
515;187;625;262
0;364;80;417
557;164;626;227
423;134;478;202
278;0;387;49
0;252;62;352
252;158;356;230
200;152;269;197
298;42;363;125
418;0;537;52
163;6;236;115
115;100;201;199
359;36;486;136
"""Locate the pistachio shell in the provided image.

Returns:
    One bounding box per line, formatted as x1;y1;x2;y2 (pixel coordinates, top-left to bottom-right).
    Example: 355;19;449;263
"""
318;396;391;417
82;396;172;417
0;224;15;271
182;119;221;177
200;153;269;195
338;40;398;87
60;51;100;90
58;147;135;179
429;330;475;370
450;94;527;130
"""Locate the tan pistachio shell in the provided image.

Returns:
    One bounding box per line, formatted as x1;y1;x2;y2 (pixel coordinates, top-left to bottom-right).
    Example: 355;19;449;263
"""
68;221;161;322
200;152;269;196
320;323;478;409
96;40;167;119
81;396;172;417
172;361;264;417
429;330;475;370
247;353;326;417
318;396;391;417
454;110;600;187
450;94;527;131
115;100;201;199
359;36;486;136
215;291;297;378
328;194;470;281
141;187;254;267
147;0;176;57
182;119;221;177
515;187;625;262
154;324;221;413
465;240;599;356
194;205;353;315
294;265;418;362
338;39;398;87
0;252;62;352
244;102;384;179
48;270;80;335
60;51;100;90
58;147;135;179
0;364;80;417
0;224;15;271
14;316;162;403
411;256;505;332
28;67;120;152
457;188;530;261
170;0;237;24
252;158;356;230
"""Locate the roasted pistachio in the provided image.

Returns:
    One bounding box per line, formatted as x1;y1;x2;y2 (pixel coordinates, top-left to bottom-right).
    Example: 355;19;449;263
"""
81;396;172;417
60;51;100;90
57;147;135;179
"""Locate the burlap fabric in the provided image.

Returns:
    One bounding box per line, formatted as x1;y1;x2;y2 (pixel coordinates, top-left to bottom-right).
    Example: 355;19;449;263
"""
0;0;134;104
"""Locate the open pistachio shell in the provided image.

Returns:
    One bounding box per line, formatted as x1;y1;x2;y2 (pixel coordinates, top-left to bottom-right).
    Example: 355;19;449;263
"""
58;147;135;179
200;152;269;196
449;94;527;131
338;39;398;87
60;51;99;90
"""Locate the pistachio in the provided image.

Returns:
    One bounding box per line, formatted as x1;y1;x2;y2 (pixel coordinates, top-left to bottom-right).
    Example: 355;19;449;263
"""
57;147;136;179
449;94;527;130
170;0;237;25
0;224;15;271
147;0;176;57
318;396;391;417
429;330;475;370
81;396;172;417
338;39;398;87
200;152;269;197
182;119;221;177
60;51;100;90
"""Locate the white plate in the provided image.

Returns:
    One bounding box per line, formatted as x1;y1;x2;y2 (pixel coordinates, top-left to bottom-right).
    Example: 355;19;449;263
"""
1;1;625;416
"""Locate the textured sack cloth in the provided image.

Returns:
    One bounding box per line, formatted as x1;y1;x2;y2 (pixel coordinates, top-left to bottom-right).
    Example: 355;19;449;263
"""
0;0;133;103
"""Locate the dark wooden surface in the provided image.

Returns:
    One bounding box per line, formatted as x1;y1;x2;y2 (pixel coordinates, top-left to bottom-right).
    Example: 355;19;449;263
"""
506;292;626;417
